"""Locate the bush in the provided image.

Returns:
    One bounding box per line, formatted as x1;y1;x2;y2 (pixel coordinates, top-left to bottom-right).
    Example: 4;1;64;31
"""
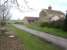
63;13;67;31
40;22;49;27
14;22;24;24
39;21;63;29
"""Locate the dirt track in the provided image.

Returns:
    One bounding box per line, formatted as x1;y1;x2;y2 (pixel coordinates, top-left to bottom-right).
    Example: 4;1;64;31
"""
0;35;24;50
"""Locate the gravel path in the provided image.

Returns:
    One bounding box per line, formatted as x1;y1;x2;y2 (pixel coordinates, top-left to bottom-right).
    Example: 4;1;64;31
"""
13;24;67;50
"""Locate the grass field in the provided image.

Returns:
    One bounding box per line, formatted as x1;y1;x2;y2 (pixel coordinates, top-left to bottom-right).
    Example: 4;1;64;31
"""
9;25;63;50
26;24;67;38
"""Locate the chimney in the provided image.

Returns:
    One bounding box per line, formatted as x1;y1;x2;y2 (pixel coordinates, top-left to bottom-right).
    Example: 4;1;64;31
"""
48;6;52;10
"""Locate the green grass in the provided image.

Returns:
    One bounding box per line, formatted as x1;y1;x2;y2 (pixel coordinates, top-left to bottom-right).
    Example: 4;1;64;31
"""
9;25;63;50
26;24;67;38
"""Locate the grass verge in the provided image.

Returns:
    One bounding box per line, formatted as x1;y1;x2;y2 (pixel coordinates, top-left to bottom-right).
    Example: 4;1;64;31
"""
26;24;67;38
9;24;63;50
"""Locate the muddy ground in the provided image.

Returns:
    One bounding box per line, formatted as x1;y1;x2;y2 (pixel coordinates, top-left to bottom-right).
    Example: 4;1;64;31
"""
0;34;24;50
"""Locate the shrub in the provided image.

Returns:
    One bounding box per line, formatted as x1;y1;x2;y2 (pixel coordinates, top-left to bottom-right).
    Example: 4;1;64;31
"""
63;13;67;31
40;22;49;27
39;21;63;29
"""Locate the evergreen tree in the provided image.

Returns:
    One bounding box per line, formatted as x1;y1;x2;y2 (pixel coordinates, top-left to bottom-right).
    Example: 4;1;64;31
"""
63;12;67;31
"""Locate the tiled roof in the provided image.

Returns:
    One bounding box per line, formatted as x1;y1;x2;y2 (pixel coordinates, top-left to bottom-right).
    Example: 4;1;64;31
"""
24;17;38;20
42;9;64;15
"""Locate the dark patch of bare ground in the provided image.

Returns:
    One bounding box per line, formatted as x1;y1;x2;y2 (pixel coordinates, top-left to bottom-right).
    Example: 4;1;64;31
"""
0;33;25;50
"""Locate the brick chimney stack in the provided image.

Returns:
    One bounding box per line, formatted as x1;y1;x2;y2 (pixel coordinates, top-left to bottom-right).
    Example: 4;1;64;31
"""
48;6;52;10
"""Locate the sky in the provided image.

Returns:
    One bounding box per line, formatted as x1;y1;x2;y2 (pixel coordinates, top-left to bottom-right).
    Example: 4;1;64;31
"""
10;0;67;20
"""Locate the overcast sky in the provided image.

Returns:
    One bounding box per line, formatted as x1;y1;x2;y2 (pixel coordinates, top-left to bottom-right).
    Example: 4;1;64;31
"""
10;0;67;20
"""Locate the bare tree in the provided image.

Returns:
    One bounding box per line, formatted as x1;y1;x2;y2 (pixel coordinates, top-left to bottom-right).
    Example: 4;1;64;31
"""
0;1;9;26
0;0;35;26
0;0;14;26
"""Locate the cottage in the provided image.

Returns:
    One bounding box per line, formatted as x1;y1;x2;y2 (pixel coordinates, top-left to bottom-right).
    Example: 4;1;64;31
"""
23;16;38;24
39;6;65;23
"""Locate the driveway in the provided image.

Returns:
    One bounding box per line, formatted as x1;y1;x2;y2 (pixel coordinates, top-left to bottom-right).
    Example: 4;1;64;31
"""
13;24;67;49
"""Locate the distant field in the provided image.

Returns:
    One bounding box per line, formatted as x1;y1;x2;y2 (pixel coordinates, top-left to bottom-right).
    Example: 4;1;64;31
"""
26;24;67;38
9;25;63;50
